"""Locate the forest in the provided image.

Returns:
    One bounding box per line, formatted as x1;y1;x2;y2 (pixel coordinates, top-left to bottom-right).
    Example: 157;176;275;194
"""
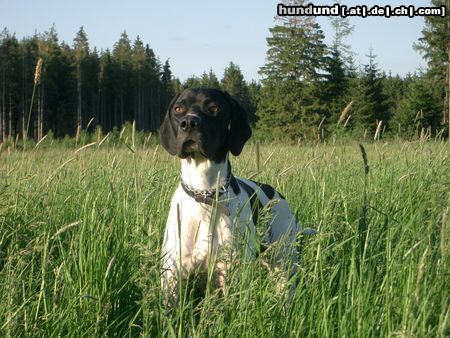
0;0;448;143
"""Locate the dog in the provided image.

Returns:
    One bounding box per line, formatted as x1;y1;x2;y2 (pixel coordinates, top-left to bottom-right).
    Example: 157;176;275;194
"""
159;88;302;303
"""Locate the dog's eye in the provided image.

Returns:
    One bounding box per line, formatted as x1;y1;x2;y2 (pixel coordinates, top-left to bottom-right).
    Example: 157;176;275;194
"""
174;106;184;114
209;106;220;114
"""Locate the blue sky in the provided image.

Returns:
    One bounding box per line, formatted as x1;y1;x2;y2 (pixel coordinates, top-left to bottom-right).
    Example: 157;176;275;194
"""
0;0;430;82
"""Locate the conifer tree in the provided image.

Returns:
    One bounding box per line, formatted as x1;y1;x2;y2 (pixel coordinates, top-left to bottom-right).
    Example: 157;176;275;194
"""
259;0;326;83
221;62;248;102
257;0;327;140
160;59;173;130
183;76;202;89
200;69;220;89
73;26;89;130
221;62;255;121
324;3;354;123
393;75;441;137
0;29;21;141
351;50;388;135
112;31;132;125
247;81;261;125
414;0;449;135
132;36;146;129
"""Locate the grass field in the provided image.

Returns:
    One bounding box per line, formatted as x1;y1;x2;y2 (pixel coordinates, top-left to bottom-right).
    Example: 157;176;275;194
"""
0;140;448;337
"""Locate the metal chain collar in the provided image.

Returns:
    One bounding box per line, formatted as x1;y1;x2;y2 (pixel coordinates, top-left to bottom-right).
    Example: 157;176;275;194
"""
180;161;232;199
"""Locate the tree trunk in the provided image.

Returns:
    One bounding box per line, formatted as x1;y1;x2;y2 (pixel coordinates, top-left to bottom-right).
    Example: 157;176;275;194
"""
8;94;12;141
37;85;44;141
22;52;26;142
77;62;82;130
1;68;5;143
120;94;124;126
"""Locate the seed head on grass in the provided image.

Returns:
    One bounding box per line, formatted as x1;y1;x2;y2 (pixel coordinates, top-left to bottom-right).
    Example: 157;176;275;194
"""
51;221;81;239
359;144;369;176
34;58;43;85
105;256;116;280
337;100;353;125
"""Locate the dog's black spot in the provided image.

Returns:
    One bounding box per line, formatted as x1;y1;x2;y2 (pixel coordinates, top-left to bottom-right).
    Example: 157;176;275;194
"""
230;176;240;195
251;180;286;200
252;181;275;199
236;179;263;227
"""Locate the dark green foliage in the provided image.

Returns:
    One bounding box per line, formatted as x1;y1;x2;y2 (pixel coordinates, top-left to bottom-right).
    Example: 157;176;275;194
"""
259;24;326;84
160;59;174;125
221;62;255;122
200;69;220;89
323;48;350;124
392;75;442;137
350;50;388;134
246;81;261;125
414;0;449;128
0;3;447;143
0;27;173;141
255;80;324;141
183;75;202;89
257;5;328;140
382;73;409;127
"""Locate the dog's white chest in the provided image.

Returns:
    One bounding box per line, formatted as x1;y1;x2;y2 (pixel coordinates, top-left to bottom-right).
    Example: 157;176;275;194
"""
173;188;234;274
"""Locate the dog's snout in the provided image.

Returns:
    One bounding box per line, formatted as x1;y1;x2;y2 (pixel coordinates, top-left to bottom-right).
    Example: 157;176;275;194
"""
179;115;200;132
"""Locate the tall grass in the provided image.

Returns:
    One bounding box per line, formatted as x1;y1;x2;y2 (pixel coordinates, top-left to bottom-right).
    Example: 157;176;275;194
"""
0;141;448;337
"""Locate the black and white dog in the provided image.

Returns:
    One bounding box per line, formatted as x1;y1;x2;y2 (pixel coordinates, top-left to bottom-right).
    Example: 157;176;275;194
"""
159;88;302;301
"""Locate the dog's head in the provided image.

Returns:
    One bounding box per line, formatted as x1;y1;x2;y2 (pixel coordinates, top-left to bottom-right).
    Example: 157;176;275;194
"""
159;88;251;162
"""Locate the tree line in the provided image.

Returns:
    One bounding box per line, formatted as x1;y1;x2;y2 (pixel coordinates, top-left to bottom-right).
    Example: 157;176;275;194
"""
0;0;448;144
255;0;448;141
0;26;174;142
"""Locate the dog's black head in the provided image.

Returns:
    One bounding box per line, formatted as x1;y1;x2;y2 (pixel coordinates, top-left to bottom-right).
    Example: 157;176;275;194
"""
159;88;251;162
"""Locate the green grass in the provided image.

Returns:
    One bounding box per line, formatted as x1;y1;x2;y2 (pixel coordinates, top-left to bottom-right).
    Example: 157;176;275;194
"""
0;140;448;337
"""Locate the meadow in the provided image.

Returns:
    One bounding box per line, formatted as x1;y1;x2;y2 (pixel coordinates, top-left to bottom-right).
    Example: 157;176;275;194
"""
0;139;448;337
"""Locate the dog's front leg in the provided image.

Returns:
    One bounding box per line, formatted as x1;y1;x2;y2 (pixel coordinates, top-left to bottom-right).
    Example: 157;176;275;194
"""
161;198;183;306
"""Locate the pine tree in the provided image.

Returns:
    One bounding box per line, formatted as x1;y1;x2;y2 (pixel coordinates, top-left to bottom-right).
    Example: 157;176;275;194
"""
73;26;89;130
0;29;21;142
112;31;132;126
221;63;248;101
98;49;115;132
329;0;354;69
87;47;100;131
37;26;63;140
183;76;202;89
257;0;327;140
382;72;409;131
351;50;388;135
259;0;326;83
393;75;441;138
200;69;220;89
172;78;183;94
256;80;323;140
247;81;261;125
160;59;173;130
56;42;77;137
221;62;255;122
19;35;39;141
324;3;354;123
414;0;449;136
144;45;161;131
132;36;146;129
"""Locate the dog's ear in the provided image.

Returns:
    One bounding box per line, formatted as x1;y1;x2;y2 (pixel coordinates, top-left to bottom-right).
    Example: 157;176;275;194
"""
225;93;252;156
159;93;181;155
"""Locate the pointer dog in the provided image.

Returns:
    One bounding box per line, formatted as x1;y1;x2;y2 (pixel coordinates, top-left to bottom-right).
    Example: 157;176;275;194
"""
160;88;301;302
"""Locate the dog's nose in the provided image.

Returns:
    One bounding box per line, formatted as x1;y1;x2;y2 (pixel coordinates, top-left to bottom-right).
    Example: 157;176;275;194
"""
179;115;199;132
